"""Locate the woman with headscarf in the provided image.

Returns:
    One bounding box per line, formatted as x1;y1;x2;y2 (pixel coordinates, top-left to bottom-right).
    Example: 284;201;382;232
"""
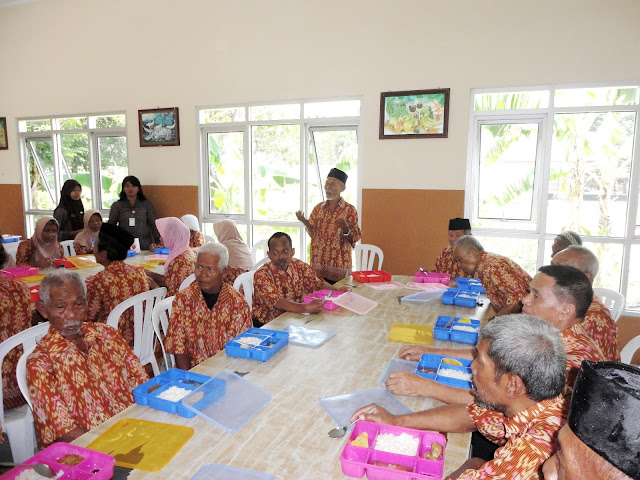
213;219;253;284
551;230;582;258
73;209;103;255
180;214;206;248
146;217;196;296
53;179;85;241
16;217;64;268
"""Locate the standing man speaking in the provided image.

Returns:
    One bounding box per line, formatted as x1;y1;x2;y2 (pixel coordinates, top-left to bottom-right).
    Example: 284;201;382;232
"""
296;168;361;284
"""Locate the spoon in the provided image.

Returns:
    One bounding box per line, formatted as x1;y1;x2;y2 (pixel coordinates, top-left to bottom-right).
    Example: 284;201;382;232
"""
0;462;55;478
328;407;376;438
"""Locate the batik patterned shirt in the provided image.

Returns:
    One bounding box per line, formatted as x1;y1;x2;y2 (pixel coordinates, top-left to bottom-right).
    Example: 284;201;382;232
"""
164;282;251;367
561;321;607;402
308;198;361;282
433;245;467;279
86;261;150;346
252;259;325;325
460;394;565;480
0;275;32;411
475;252;532;312
189;230;206;249
582;297;619;361
26;323;148;448
16;239;64;267
165;248;196;297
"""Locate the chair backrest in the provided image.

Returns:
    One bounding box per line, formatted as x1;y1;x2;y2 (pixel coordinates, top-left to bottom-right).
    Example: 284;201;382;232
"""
179;273;196;292
16;343;37;410
233;271;255;311
151;295;175;370
354;244;384;271
621;334;640;365
60;240;76;257
106;287;167;376
251;239;269;263
250;256;270;272
203;234;216;244
593;287;626;322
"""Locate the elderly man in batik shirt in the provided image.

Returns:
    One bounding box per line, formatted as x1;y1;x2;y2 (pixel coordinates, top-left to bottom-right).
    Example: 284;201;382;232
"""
252;232;349;326
27;270;148;448
164;242;252;370
452;236;531;312
86;222;150;346
433;217;470;279
353;315;567;480
296;168;361;283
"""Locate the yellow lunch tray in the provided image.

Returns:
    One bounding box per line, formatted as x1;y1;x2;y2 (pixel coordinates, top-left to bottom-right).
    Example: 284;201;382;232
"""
87;418;194;471
67;255;99;269
17;274;47;283
388;323;434;345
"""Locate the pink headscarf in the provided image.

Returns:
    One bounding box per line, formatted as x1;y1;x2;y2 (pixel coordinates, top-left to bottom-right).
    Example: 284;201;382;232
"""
74;209;102;251
155;217;190;268
213;219;254;270
32;216;62;262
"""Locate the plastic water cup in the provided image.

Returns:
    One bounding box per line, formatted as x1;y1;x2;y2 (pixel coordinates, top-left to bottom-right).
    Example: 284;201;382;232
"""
132;238;141;253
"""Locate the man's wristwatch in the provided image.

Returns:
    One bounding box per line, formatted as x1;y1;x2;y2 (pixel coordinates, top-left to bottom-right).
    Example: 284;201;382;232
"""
342;229;350;236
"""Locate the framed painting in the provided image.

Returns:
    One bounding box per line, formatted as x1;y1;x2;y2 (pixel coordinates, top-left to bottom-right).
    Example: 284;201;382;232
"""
138;107;180;147
379;88;450;139
0;117;8;150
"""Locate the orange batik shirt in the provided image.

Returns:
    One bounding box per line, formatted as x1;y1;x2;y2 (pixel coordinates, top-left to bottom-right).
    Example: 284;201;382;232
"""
164;282;251;367
433;245;467;279
26;323;148;448
561;322;607;402
189;230;206;249
252;259;325;325
475;252;532;312
0;275;32;411
582;297;619;361
308;198;361;282
16;239;63;266
85;261;150;346
165;248;196;297
461;394;565;480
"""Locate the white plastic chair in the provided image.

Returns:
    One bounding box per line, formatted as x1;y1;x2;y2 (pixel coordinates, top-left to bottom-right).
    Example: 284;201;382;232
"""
250;256;270;272
203;234;215;244
593;287;626;323
0;322;50;463
233;271;255;311
179;273;196;292
106;287;167;376
60;240;76;257
621;334;640;365
251;239;269;263
354;244;384;271
151;295;175;371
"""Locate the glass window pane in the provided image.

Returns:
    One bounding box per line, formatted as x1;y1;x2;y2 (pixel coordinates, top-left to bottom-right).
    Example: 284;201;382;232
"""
554;87;638;108
57;117;87;130
547;112;635;238
249;104;300;121
199;107;245;124
252;125;300;221
26;139;55;210
583;242;623;291
24;119;51;132
90;115;126;129
98;136;128;209
476;122;539;229
473;236;538;277
208;132;245;215
474;91;549;110
252;225;301;260
60;133;92;206
304;100;360;118
627;245;640;312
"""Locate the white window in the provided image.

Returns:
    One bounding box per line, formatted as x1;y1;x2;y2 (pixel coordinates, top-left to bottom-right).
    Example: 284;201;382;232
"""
466;85;640;314
19;114;128;234
198;99;361;259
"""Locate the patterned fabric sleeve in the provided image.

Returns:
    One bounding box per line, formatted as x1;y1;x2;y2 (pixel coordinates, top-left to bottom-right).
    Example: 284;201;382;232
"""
345;204;362;246
584;298;619;361
16;240;33;266
165;249;196;296
300;261;326;294
252;266;279;324
479;254;531;312
164;293;189;355
85;275;104;323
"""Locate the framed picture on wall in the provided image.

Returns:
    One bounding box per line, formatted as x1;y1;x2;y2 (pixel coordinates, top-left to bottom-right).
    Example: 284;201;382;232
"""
0;117;8;150
138;107;180;147
379;88;450;139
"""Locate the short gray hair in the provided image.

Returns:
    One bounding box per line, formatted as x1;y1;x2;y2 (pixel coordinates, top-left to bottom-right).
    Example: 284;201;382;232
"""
39;270;86;305
453;235;484;253
561;245;599;278
480;314;566;402
197;242;229;270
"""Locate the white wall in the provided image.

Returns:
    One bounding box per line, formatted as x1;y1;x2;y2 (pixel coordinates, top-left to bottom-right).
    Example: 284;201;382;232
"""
1;0;639;189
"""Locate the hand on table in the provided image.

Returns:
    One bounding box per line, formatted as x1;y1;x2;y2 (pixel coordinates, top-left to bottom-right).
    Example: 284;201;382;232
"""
398;344;432;361
349;403;395;425
303;298;325;314
386;372;432;397
337;285;351;292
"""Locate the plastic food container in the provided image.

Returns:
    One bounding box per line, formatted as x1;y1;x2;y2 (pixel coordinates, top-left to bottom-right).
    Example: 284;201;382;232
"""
1;235;20;243
0;266;38;279
303;289;345;310
352;270;392;283
225;328;289;361
388;323;433;346
413;271;451;285
283;324;335;348
415;354;473;389
154;247;171;255
331;291;378;315
0;442;115;480
133;368;212;418
126;248;137;257
440;289;480;307
190;464;275;480
378;359;419;387
340;421;447;480
455;277;486;293
433;316;481;344
400;290;445;303
29;285;40;302
54;258;74;268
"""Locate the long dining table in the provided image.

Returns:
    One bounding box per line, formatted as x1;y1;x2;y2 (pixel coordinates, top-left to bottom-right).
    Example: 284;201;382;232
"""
71;275;490;479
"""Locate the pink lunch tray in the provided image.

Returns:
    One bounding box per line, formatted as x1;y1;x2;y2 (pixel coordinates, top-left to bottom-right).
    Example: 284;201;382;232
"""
303;289;345;310
0;442;115;480
341;421;446;480
413;271;451;285
0;266;38;279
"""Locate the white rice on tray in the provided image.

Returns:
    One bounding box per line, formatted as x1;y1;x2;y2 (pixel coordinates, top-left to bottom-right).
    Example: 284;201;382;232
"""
374;432;420;456
452;325;478;332
236;336;263;346
439;368;473;382
157;386;191;401
16;469;63;480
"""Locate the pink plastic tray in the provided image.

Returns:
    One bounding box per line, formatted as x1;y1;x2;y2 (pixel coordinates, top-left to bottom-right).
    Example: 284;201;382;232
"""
341;421;446;480
331;292;378;315
0;266;38;279
413;271;451;285
0;442;115;480
303;289;345;310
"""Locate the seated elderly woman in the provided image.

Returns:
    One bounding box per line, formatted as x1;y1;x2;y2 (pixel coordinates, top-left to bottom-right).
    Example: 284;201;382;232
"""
181;214;206;248
27;270;149;448
73;209;103;255
213;219;254;284
16;217;64;268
